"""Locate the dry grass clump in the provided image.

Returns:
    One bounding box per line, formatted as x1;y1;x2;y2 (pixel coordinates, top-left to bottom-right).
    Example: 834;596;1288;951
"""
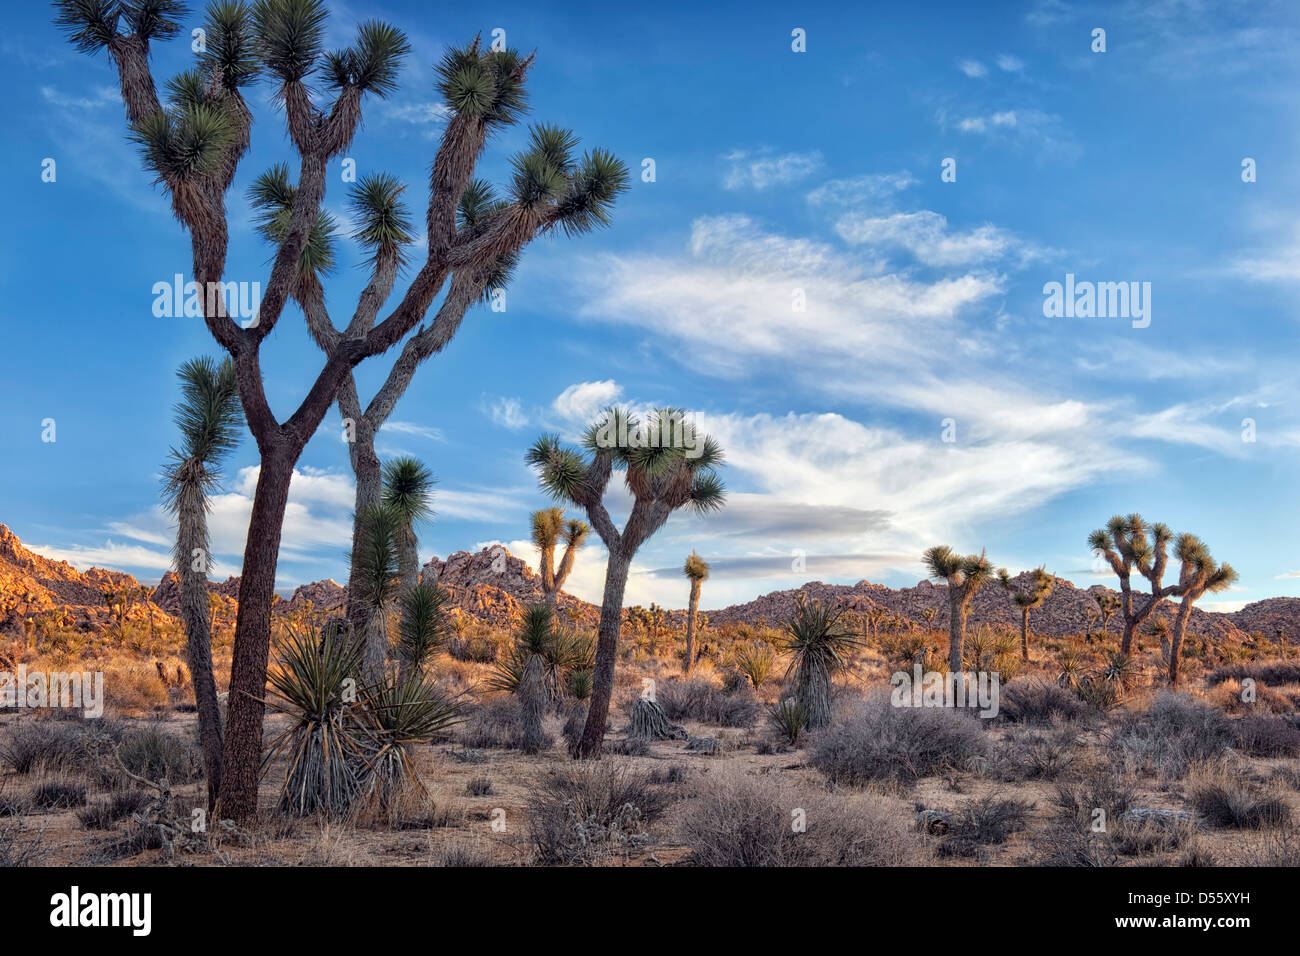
76;789;151;830
997;678;1090;725
654;677;761;728
526;761;674;865
992;724;1083;782
677;768;926;866
117;726;202;783
1107;692;1232;778
29;780;88;810
810;693;989;786
0;719;124;777
935;795;1034;859
1206;661;1300;687
102;663;170;715
0;815;46;866
1187;763;1292;830
458;696;552;752
1231;715;1300;757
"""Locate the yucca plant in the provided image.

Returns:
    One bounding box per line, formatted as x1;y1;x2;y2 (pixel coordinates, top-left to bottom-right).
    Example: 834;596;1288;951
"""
489;605;554;753
1167;533;1237;686
396;582;450;681
349;502;401;678
160;355;242;809
531;507;589;608
357;670;463;811
733;641;775;690
998;566;1055;662
382;457;436;592
263;623;369;818
769;697;809;745
1087;514;1178;658
568;668;592;702
775;596;862;729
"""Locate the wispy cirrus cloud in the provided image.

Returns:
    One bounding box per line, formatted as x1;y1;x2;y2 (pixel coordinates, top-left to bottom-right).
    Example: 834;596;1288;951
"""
722;149;823;190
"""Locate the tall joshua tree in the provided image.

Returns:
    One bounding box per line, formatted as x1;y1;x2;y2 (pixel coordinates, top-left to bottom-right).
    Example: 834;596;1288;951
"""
382;457;435;592
923;546;995;674
1167;534;1237;686
55;0;628;817
997;566;1055;662
530;507;589;608
776;596;860;729
1087;514;1177;659
682;552;710;674
349;503;401;680
527;408;725;757
160;356;242;809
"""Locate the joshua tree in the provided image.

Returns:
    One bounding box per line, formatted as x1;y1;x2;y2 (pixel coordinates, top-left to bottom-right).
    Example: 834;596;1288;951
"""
527;407;725;757
1094;591;1120;633
1167;534;1237;686
997;566;1055;662
396;582;450;683
160;356;242;809
923;546;995;674
1087;514;1178;659
682;552;710;674
775;596;861;729
530;507;589;608
382;458;435;592
55;0;627;818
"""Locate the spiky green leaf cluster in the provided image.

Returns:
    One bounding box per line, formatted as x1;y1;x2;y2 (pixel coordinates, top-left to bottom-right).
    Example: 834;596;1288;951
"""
121;0;187;41
53;0;122;53
923;545;994;590
129;103;235;182
201;0;260;89
248;163;338;276
349;502;401;615
323;19;410;97
683;551;710;582
348;172;413;266
161;355;243;513
251;0;327;83
435;43;529;127
397;583;450;671
381;456;435;524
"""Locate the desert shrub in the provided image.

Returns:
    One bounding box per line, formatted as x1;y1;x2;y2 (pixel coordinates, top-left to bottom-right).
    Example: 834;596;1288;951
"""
1032;822;1121;867
102;664;169;714
1111;817;1196;856
1107;693;1233;777
1053;766;1136;828
76;790;150;830
607;736;651;756
432;844;494;867
733;642;776;690
0;720;124;776
562;701;587;756
465;776;494;797
998;678;1089;725
447;633;499;663
656;678;761;728
117;726;202;783
1206;662;1300;687
1188;766;1291;830
458;697;550;751
677;769;926;866
0;816;45;867
994;725;1081;781
1233;715;1300;757
30;780;87;810
527;762;673;865
937;796;1034;858
809;693;988;786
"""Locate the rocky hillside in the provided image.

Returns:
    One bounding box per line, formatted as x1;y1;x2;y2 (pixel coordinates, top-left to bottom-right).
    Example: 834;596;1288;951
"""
1;523;1296;644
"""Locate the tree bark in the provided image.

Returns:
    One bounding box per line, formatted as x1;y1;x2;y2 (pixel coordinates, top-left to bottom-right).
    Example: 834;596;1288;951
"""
217;447;295;820
344;424;382;637
1020;607;1031;662
178;504;222;811
519;654;547;753
948;592;966;674
575;548;631;758
684;578;701;675
1168;595;1196;687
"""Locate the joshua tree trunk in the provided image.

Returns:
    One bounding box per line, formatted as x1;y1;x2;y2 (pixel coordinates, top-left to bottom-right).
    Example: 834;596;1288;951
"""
177;504;223;810
345;423;383;635
576;549;631;758
1168;598;1195;687
947;594;967;674
1019;607;1031;662
797;658;832;729
684;578;702;675
218;447;296;820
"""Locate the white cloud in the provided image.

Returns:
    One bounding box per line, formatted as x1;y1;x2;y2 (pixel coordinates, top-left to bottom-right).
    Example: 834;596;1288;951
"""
26;539;173;573
958;59;987;78
381;421;444;442
806;172;917;209
833;209;1037;267
723;149;823;191
997;54;1025;72
552;380;623;422
487;396;528;429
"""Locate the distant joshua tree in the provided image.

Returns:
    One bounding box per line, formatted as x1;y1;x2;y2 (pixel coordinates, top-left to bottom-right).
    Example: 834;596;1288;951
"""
682;552;710;674
1094;591;1120;632
1166;534;1237;686
161;356;242;809
997;567;1055;662
1087;514;1178;658
527;407;725;757
530;507;589;608
923;546;995;674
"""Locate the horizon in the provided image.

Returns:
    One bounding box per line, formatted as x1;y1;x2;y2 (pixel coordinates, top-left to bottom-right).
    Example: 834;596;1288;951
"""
4;0;1300;614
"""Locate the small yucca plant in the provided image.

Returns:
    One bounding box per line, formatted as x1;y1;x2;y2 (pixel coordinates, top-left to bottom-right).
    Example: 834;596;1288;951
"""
733;641;775;690
264;623;369;818
359;670;463;811
568;668;592;702
769;697;809;745
776;596;862;730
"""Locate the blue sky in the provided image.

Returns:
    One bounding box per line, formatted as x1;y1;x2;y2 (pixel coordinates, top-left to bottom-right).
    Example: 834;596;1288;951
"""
2;0;1299;612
